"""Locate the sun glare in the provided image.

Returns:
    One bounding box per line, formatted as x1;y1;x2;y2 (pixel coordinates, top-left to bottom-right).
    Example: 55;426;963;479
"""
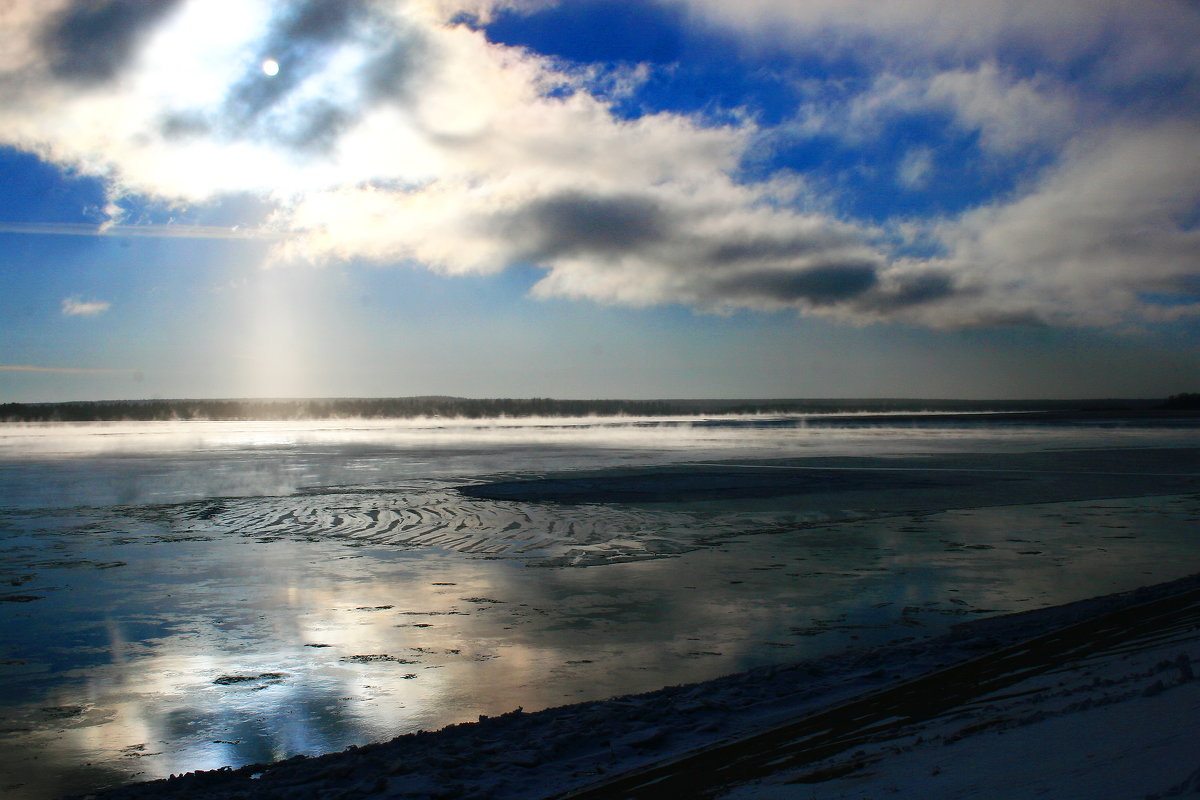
262;58;279;77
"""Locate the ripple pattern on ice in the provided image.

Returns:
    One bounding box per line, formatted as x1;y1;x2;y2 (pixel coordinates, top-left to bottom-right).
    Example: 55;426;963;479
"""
172;489;782;565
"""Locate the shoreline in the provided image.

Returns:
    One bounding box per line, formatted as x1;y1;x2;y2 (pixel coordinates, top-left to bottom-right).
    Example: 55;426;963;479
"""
79;569;1200;800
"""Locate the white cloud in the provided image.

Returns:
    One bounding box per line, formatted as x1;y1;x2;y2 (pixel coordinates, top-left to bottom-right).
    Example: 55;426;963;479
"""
923;64;1079;154
896;147;933;190
790;65;1081;157
61;297;111;316
917;121;1200;327
666;0;1200;85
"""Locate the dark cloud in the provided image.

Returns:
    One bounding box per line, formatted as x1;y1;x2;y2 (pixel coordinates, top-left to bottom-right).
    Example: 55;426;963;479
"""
713;262;880;305
360;33;429;103
508;192;673;259
160;111;212;140
501;192;892;311
278;0;365;43
959;309;1050;328
284;101;353;153
40;0;185;85
704;233;859;266
857;270;960;312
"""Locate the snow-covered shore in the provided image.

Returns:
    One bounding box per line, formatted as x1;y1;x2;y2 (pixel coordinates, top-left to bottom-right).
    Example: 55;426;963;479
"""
79;571;1200;800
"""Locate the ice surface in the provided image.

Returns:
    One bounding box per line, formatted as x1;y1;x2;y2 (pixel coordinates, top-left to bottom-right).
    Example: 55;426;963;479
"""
0;414;1197;799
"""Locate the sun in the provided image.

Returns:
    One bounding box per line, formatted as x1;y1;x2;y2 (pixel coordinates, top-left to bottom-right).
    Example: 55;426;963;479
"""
261;58;279;77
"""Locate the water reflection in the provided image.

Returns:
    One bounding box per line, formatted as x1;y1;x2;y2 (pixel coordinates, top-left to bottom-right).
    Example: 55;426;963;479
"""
3;490;1200;799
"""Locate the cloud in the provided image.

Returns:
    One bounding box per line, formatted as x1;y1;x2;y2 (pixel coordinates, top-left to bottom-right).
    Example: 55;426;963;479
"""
503;192;673;260
710;263;879;305
666;0;1200;85
926;121;1200;327
508;189;915;315
922;64;1079;154
61;297;111;316
851;268;961;316
210;0;399;153
694;1;1200;327
788;65;1081;159
277;179;908;318
39;0;187;85
418;0;555;25
896;147;933;190
0;0;1196;332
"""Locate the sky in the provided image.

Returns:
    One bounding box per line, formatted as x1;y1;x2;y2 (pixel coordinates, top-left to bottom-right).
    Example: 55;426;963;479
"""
1;0;1198;402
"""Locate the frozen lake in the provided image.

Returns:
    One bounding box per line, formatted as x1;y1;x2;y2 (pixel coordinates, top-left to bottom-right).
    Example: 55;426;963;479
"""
0;414;1197;799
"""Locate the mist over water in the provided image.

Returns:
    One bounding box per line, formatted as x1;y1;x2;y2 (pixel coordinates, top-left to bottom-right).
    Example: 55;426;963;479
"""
0;414;1185;508
1;415;1198;800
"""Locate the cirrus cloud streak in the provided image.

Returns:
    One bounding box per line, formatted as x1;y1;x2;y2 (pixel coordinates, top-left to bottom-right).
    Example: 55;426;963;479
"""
61;296;111;316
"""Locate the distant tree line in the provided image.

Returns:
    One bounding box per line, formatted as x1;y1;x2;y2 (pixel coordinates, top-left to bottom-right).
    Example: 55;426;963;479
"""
0;395;1174;422
1160;393;1200;409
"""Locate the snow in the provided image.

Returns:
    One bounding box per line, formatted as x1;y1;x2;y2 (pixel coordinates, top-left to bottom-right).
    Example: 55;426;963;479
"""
76;571;1200;800
718;590;1200;799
